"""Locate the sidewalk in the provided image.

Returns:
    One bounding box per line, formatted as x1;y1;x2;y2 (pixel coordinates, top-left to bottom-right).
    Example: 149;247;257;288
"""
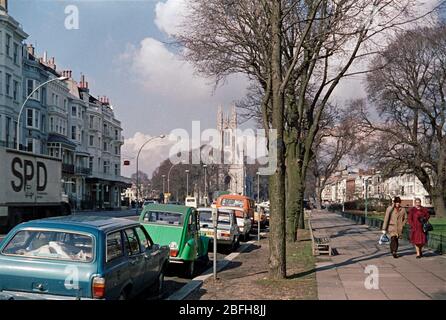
186;230;317;300
312;210;446;300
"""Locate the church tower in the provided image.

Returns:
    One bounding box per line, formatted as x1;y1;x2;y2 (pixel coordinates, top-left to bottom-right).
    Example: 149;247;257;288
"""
217;105;246;195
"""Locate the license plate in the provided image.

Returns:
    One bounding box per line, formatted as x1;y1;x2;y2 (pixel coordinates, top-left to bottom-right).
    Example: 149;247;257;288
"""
206;231;214;237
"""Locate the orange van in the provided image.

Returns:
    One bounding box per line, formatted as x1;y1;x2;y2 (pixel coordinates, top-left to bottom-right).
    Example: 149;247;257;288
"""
216;194;255;220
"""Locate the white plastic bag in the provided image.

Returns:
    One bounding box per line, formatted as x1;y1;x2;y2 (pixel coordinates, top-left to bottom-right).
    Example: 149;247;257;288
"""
379;233;390;245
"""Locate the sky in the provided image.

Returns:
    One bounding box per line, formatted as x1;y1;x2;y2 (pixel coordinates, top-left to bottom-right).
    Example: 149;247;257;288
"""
9;0;249;177
8;0;445;178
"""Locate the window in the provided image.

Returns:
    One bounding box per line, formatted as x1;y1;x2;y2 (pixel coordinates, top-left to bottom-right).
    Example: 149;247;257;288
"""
5;34;11;56
103;141;107;151
115;129;118;140
89;157;93;170
114;164;119;176
26;109;40;129
71;126;76;140
115;146;119;155
64;99;67;111
89;135;94;146
89;115;94;128
50;117;54;132
13;43;19;64
41;115;46;133
135;227;152;251
5;73;11;96
2;230;94;263
103;160;109;174
27;79;40;101
26;138;33;153
142;211;183;225
106;231;123;262
124;228;141;256
13;80;18;101
71;106;77;117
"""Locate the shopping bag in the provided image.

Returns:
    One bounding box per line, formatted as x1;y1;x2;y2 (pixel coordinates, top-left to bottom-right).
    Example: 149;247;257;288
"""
379;233;390;245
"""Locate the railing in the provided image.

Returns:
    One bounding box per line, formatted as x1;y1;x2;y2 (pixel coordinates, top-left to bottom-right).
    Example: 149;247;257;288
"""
62;163;75;174
75;167;92;175
339;211;445;254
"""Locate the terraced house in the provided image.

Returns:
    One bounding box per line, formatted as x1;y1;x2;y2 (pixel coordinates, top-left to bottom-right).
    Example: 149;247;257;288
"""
0;0;130;210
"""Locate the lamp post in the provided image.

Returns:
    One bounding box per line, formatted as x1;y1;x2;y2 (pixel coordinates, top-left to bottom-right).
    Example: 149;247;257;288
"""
364;178;371;220
167;163;178;194
136;134;165;214
203;164;208;206
257;171;260;242
185;169;190;196
162;175;166;194
17;76;68;150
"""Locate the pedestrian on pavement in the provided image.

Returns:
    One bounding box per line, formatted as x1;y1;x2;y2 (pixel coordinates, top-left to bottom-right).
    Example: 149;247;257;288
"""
382;197;407;259
408;198;430;259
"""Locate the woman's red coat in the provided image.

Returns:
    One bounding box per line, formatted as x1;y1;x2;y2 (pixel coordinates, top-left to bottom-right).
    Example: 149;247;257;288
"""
408;207;430;246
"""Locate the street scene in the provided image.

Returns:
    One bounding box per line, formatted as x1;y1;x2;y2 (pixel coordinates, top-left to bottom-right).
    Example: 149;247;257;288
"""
1;0;446;305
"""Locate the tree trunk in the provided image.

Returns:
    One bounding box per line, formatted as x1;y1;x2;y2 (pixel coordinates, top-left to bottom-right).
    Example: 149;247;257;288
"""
432;192;446;218
268;0;286;280
285;139;299;242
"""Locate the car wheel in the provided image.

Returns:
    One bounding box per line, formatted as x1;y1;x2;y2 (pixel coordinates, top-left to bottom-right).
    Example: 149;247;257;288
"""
154;269;165;296
118;291;127;300
244;232;250;241
185;260;195;279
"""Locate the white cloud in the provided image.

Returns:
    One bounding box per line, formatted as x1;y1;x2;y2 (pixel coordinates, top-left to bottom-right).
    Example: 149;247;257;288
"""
154;0;190;36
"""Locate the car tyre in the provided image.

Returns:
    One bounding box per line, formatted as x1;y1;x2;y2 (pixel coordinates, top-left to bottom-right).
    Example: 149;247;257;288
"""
118;291;127;300
185;260;195;279
154;269;165;296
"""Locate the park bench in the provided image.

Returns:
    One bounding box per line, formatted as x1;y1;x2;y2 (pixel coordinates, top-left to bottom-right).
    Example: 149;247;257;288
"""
308;219;332;256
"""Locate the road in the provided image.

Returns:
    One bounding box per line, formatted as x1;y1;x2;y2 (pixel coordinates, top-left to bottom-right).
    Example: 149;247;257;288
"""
0;209;266;300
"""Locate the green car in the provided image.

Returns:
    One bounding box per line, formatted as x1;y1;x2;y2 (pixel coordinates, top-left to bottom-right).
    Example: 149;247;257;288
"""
139;204;209;278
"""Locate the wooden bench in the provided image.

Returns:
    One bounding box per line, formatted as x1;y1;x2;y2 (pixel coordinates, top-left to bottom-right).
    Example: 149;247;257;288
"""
308;219;332;256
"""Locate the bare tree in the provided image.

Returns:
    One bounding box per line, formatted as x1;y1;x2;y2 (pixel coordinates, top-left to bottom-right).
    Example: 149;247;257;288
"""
362;25;446;217
310;104;359;209
175;0;435;278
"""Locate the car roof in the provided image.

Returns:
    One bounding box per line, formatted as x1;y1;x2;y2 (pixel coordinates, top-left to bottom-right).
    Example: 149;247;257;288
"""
218;194;251;200
197;207;234;213
17;215;139;234
142;204;192;215
218;206;245;212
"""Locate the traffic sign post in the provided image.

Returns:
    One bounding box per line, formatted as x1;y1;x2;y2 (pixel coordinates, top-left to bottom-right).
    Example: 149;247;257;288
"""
212;207;218;280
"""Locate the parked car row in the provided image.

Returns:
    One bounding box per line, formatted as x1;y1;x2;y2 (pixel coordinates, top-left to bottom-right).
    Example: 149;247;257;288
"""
0;194;266;300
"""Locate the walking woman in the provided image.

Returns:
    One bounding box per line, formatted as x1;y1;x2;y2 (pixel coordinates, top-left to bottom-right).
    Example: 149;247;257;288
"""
382;197;407;258
408;198;430;259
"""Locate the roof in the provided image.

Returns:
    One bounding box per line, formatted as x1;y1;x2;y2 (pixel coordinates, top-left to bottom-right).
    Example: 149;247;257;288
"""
218;194;253;200
47;133;77;149
18;215;138;234
142;204;192;215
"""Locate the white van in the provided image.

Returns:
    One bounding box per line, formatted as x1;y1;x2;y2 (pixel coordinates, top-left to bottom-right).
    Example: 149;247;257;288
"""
185;197;198;208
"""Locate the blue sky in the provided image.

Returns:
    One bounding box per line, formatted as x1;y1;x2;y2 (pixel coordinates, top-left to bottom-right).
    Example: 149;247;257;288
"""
9;0;247;137
9;0;249;176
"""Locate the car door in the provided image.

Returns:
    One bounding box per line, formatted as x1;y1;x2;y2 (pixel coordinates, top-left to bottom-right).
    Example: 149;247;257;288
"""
135;226;161;286
104;230;128;300
123;228;146;295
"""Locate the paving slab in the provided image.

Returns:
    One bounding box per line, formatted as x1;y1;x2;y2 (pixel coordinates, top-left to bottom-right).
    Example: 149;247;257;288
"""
312;210;446;300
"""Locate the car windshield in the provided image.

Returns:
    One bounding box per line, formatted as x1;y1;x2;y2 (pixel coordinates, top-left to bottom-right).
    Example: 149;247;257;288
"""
221;198;244;208
2;230;94;262
143;211;183;225
199;211;231;225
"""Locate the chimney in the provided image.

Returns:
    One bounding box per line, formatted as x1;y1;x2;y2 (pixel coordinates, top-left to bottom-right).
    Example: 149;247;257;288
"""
0;0;8;13
27;44;35;56
43;51;48;63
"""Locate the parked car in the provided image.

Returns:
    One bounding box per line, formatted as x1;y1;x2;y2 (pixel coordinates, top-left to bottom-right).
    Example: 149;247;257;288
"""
139;204;209;278
143;200;159;207
218;206;252;241
253;206;268;229
0;216;169;300
185;197;198;208
197;208;240;252
216;194;255;220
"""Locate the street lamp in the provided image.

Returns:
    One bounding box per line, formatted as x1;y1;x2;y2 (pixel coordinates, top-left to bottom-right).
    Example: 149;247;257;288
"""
167;163;178;194
203;164;208;206
185;169;190;196
162;175;166;194
364;178;371;220
136;134;165;214
17;76;68;150
256;171;260;242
